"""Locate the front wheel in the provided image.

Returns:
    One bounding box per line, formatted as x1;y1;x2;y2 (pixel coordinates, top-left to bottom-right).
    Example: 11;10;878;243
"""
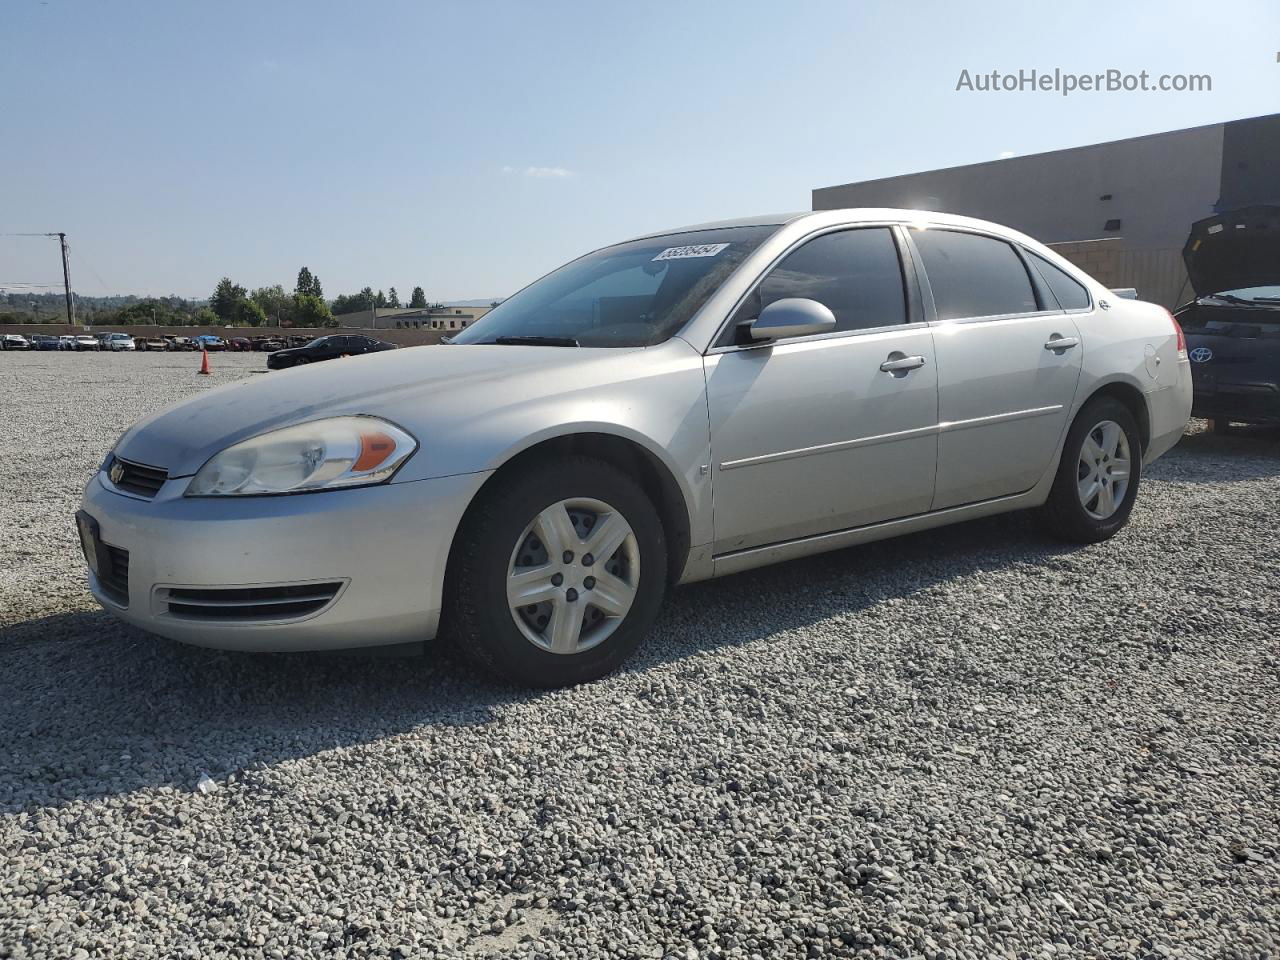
1038;396;1142;543
445;456;668;687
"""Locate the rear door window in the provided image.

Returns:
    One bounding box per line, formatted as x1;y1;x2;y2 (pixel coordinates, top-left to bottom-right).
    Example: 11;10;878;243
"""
912;229;1039;320
1029;253;1091;310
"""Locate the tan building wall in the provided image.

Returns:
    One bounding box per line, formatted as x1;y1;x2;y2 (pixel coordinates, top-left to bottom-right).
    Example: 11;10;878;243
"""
1047;240;1191;309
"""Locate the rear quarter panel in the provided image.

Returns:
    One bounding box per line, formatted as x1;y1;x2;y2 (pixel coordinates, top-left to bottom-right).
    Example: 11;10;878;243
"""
1073;297;1190;463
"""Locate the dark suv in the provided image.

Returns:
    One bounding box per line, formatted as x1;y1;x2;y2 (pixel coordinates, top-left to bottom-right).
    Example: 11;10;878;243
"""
1176;206;1280;428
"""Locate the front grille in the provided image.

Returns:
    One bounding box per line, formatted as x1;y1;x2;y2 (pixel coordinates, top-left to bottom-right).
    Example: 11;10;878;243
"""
110;457;168;499
163;582;343;622
99;545;130;607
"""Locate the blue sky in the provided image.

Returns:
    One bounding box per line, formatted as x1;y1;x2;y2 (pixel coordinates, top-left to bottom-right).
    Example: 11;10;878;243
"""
2;0;1277;301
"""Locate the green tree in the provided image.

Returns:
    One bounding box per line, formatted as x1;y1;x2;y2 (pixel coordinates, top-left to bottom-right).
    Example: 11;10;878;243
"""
293;293;333;327
210;277;246;322
192;307;219;327
387;286;400;308
312;275;323;300
250;285;294;326
409;286;427;308
374;289;388;309
231;298;267;327
295;266;323;300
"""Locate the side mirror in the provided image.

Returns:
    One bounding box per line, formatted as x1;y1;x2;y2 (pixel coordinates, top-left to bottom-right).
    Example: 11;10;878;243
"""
745;298;837;342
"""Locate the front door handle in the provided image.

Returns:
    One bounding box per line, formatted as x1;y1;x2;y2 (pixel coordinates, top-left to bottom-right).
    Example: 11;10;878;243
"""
880;354;927;373
1044;336;1079;352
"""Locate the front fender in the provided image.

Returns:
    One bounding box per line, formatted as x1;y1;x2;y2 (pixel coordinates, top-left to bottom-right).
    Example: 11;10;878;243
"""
389;339;715;549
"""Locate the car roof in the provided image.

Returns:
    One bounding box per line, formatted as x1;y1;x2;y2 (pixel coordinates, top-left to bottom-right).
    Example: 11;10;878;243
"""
622;208;1042;245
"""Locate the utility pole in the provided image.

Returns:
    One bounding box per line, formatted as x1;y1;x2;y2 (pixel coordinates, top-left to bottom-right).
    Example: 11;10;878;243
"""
58;232;77;331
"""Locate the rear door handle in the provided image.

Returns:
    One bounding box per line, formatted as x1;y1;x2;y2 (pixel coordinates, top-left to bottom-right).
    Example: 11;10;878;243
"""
1044;336;1079;351
880;355;927;372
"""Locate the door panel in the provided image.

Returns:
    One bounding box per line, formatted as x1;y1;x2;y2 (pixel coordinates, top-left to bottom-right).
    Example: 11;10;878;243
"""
930;314;1083;509
706;326;939;554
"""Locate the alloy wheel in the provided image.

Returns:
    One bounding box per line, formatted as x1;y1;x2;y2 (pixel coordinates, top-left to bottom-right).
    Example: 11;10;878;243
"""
507;497;640;655
1076;419;1131;520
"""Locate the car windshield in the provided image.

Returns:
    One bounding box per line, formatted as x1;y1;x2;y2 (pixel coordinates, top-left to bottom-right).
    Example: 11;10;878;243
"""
450;225;779;347
1199;285;1280;309
305;337;329;348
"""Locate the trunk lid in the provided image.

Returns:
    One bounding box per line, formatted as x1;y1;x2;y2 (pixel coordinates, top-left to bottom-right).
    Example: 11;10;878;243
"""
1182;205;1280;298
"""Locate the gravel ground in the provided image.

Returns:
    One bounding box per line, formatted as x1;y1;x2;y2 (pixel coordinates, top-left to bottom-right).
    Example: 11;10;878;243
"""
1;350;1278;960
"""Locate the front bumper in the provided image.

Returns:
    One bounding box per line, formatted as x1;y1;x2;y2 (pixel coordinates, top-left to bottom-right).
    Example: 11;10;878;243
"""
79;468;490;651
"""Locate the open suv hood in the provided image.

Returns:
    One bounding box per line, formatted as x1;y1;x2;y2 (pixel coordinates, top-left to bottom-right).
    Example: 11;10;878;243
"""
1182;205;1280;298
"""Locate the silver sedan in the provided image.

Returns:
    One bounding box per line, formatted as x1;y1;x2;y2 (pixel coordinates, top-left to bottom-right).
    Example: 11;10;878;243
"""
78;209;1192;686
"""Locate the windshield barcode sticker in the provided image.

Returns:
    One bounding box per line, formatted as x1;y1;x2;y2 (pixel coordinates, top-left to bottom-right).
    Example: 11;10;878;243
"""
652;243;730;262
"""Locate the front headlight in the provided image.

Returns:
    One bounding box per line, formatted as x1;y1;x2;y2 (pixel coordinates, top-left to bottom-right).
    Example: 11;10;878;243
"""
186;416;417;496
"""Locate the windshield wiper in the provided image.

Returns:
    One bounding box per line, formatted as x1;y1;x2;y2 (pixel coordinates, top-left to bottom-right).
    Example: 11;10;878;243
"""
1202;293;1260;306
491;335;580;347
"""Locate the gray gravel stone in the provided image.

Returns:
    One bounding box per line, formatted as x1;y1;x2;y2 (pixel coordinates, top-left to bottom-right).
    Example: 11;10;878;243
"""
1;350;1278;959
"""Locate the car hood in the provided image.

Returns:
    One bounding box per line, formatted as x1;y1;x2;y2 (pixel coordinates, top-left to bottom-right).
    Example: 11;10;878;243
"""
1182;205;1280;297
114;343;652;477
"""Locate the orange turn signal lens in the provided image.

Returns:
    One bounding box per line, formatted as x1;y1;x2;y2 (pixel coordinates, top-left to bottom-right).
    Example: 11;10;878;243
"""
354;430;397;472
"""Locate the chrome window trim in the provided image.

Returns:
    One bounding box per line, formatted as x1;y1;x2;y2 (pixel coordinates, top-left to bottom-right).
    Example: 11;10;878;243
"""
703;220;913;354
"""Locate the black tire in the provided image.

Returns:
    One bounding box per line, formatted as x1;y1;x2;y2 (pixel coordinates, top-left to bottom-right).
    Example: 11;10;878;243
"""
1039;396;1142;543
444;455;668;687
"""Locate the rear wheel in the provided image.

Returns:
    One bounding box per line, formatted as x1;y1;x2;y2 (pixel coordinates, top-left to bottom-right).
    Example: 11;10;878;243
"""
1039;396;1141;545
1039;396;1142;543
445;456;667;687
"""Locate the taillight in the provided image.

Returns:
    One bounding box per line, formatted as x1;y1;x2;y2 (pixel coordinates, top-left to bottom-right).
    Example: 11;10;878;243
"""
1168;310;1186;355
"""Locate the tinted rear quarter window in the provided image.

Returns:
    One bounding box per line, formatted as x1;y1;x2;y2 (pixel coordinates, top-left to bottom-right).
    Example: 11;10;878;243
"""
731;227;907;338
913;229;1038;320
1029;252;1091;310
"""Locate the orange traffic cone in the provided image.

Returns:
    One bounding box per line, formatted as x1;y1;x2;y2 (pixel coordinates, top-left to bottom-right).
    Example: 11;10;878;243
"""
198;349;211;375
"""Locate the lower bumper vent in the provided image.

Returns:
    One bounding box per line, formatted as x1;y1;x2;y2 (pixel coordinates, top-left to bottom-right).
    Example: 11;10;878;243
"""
99;545;130;607
163;582;342;621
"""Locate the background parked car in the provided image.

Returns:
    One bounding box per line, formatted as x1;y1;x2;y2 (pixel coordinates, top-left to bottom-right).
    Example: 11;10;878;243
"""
226;337;252;352
266;334;398;369
1;333;30;350
137;336;170;351
165;336;195;350
104;333;136;352
193;335;226;351
252;336;285;351
29;334;60;350
73;335;100;351
57;335;77;350
1176;205;1280;429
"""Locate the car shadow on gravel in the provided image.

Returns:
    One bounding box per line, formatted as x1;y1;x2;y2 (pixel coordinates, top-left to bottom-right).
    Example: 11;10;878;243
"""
1;510;1078;813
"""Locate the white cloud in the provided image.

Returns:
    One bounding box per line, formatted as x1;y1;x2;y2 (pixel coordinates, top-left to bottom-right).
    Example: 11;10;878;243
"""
502;165;575;178
997;150;1015;159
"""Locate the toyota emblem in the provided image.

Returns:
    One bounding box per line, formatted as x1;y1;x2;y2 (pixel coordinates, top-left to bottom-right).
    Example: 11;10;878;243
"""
109;460;125;485
1189;346;1213;363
